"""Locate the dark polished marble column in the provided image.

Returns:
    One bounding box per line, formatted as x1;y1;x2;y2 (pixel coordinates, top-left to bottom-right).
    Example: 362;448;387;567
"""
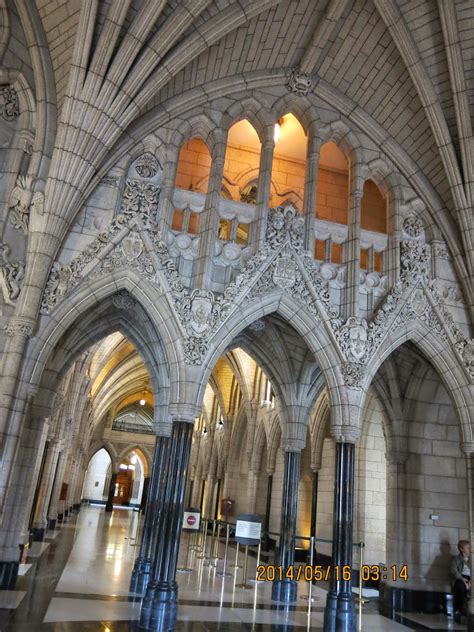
310;469;319;542
271;451;300;603
104;472;117;512
263;473;273;550
323;441;356;632
130;435;170;594
139;420;194;631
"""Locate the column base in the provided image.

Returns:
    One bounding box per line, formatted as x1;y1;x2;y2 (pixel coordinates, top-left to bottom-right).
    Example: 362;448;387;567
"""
30;527;45;542
0;562;19;590
57;513;63;523
271;579;298;603
47;518;57;531
323;591;356;632
130;557;152;595
139;580;178;631
104;503;113;512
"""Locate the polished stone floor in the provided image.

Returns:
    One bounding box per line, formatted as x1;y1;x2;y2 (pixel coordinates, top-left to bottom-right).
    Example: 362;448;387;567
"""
0;506;465;631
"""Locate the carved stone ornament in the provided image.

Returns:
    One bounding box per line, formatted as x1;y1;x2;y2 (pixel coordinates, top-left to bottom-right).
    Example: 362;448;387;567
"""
431;240;450;261
287;68;316;96
121;179;160;222
0;243;25;306
8;175;33;234
342;362;365;389
266;205;304;252
179;289;224;339
41;180;162;313
339;317;369;362
135;153;160;178
111;290;135;310
249;318;266;331
5;317;34;337
273;254;297;289
402;215;424;238
0;85;19;121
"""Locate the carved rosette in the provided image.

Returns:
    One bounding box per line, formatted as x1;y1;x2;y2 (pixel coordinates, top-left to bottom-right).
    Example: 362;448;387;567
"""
342;362;365;389
402;215;424;238
111;290;136;310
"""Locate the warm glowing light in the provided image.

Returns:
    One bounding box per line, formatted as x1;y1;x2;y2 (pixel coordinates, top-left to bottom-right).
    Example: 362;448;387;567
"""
128;464;135;470
130;454;137;465
119;463;127;470
139;398;146;406
273;122;281;144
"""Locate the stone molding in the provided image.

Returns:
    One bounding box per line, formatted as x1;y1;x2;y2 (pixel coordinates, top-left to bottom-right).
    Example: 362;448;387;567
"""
0;85;19;121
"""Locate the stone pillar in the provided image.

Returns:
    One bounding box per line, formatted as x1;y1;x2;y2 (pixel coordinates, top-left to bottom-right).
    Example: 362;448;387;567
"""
204;474;216;520
303;128;321;253
195;132;228;287
247;469;259;514
263;471;273;549
271;450;301;603
139;419;194;631
342;164;364;319
158;147;178;234
253;125;274;248
105;471;118;512
130;434;171;594
31;439;60;538
323;440;357;632
310;467;320;542
47;449;67;529
463;444;474;632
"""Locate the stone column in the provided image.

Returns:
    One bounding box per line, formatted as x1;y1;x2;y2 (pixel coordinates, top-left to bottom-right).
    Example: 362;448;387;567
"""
310;467;320;542
342;164;364;319
204;474;216;520
463;444;474;632
263;470;273;549
105;470;118;512
31;439;60;538
271;450;301;603
195;132;227;287
247;469;259;514
47;448;67;529
323;440;357;632
252;124;275;248
130;434;171;594
158;147;178;234
139;419;194;631
303;128;321;253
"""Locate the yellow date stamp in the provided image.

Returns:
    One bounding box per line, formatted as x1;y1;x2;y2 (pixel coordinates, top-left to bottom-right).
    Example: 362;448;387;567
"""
256;564;409;582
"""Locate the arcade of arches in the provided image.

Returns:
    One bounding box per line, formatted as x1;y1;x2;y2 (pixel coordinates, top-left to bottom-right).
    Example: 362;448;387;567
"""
0;2;473;632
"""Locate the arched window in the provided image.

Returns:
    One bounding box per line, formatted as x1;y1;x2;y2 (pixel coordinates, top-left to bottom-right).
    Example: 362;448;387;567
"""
174;138;211;193
172;138;211;234
222;120;261;202
270;113;307;211
315;141;348;264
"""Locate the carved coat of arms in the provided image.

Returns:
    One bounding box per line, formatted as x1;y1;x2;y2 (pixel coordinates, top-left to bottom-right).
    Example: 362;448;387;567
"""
273;255;297;289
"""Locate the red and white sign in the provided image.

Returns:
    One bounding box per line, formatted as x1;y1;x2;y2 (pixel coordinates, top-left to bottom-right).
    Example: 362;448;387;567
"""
183;511;200;531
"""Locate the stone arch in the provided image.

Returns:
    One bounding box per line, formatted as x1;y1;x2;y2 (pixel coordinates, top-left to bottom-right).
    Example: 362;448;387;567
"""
250;421;269;472
363;319;473;445
221;97;273;144
270;93;320;134
117;445;150;478
195;291;349;430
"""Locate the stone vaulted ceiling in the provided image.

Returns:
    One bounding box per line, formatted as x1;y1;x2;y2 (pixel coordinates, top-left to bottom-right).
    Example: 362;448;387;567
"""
2;0;473;309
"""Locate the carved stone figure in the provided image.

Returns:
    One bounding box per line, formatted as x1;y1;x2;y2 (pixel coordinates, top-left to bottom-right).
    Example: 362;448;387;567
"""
287;68;316;96
8;175;33;234
121;179;160;221
0;243;25;306
266;204;304;252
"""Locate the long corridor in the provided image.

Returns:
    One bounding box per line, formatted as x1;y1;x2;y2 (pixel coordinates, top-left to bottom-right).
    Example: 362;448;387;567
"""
0;506;463;631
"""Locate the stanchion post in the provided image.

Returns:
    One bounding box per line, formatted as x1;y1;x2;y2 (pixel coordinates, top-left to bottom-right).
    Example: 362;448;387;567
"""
248;540;261;583
197;519;208;560
217;522;232;578
230;541;240;569
177;532;193;574
236;544;250;589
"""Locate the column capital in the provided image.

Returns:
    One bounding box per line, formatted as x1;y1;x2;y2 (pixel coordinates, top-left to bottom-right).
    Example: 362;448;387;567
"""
281;438;305;452
461;442;474;456
330;426;360;443
385;449;409;465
